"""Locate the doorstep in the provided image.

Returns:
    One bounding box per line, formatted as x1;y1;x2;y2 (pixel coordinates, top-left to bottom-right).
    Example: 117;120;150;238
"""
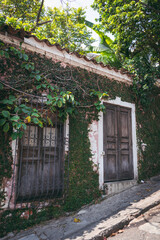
104;179;137;195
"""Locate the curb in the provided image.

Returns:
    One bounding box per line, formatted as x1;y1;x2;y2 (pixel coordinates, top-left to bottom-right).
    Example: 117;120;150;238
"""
71;190;160;240
1;184;160;240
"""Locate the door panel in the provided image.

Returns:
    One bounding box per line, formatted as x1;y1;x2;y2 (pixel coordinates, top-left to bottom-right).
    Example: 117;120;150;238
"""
120;111;129;137
103;103;133;182
121;155;129;171
104;155;117;180
119;107;133;180
103;104;118;181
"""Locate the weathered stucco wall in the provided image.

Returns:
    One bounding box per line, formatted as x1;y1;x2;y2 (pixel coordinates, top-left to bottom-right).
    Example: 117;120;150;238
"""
88;121;99;170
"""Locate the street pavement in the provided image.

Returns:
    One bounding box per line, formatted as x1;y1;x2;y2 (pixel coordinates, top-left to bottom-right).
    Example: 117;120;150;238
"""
107;203;160;240
1;176;160;240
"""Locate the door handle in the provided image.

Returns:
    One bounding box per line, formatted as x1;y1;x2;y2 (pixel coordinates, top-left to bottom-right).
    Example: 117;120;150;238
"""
101;151;105;156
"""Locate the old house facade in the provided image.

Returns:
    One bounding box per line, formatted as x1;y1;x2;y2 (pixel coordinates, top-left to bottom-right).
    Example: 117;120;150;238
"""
0;26;140;210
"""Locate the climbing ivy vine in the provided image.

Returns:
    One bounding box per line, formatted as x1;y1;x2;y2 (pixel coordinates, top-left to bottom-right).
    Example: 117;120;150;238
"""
0;41;108;140
0;39;160;238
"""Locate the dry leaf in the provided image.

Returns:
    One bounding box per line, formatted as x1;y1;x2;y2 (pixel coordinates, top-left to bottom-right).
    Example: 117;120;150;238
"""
146;189;151;192
118;229;124;234
74;218;81;223
25;116;31;123
111;233;117;237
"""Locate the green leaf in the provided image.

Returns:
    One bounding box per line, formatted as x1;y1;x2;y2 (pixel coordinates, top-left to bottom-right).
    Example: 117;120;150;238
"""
11;132;19;140
62;98;66;104
2;99;13;104
23;53;28;61
70;95;74;101
0;83;3;90
2;110;10;118
22;123;27;130
35;75;41;81
16;123;22;129
10;115;20;121
25;64;29;70
33;109;38;113
3;122;9;132
58;101;63;108
0;119;6;126
0;50;4;56
14;106;20;112
22;108;30;114
4;52;9;58
31;113;39;117
30;64;34;70
46;100;52;105
32;118;39;124
9;95;16;101
67;108;73;114
12;122;18;127
47;95;53;100
19;104;26;108
19;52;23;59
47;117;53;126
38;120;43;128
19;131;24;139
49;86;55;91
36;85;41;89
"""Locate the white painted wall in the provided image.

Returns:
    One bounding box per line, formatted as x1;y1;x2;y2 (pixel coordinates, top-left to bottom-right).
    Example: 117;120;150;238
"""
64;116;69;152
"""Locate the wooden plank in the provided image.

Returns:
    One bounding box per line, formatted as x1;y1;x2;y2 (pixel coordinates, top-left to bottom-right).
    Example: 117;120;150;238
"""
119;107;133;180
103;103;118;181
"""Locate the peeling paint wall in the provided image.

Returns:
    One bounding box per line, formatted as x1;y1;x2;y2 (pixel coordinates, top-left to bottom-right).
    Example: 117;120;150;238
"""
3;140;18;209
88;121;99;172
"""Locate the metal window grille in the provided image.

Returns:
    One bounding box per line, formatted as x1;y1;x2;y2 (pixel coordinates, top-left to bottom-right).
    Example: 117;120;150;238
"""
7;97;69;209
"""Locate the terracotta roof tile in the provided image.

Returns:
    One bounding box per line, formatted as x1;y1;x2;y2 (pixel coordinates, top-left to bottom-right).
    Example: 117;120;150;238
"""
0;24;133;79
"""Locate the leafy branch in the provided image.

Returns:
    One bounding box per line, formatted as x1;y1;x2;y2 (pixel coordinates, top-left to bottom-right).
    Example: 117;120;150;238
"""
0;43;109;139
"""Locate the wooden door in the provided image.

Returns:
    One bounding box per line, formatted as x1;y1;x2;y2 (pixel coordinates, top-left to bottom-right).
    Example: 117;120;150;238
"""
103;103;133;182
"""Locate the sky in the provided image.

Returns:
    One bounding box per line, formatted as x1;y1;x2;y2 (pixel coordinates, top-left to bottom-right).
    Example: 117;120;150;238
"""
44;0;99;23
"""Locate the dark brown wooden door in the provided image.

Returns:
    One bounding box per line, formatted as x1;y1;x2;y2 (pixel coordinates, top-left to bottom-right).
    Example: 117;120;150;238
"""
103;103;133;182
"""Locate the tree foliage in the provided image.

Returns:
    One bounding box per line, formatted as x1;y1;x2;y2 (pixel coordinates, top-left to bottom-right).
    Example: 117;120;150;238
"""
0;1;94;53
35;7;95;53
0;0;42;21
85;20;122;68
0;0;44;30
92;0;160;104
93;0;160;62
0;41;108;139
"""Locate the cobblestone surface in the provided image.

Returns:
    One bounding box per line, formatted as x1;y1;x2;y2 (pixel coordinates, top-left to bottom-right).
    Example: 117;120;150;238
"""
1;177;160;240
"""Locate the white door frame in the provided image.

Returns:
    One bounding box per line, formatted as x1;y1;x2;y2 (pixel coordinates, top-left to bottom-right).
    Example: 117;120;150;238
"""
98;97;138;189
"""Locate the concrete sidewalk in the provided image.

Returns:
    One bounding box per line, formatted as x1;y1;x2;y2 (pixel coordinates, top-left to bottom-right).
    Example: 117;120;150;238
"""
1;177;160;240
